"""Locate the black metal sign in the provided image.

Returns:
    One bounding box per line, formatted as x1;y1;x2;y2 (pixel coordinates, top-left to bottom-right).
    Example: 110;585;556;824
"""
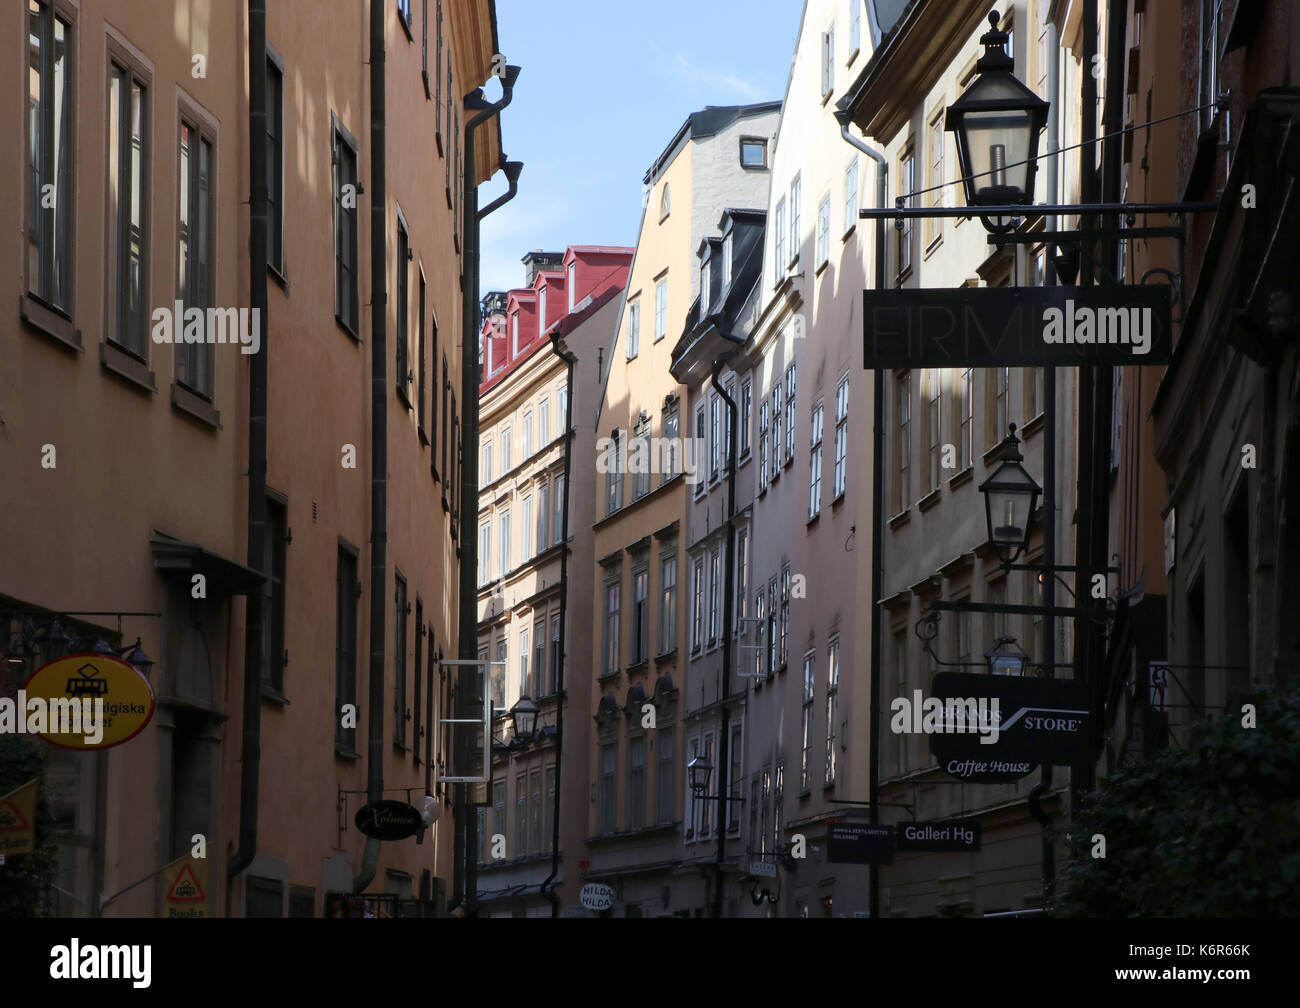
354;800;423;841
896;819;982;852
827;822;893;865
929;671;1090;774
863;285;1172;368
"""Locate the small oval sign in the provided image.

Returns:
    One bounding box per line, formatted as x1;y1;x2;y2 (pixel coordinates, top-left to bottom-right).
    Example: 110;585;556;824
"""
579;883;614;911
20;654;156;750
354;800;423;841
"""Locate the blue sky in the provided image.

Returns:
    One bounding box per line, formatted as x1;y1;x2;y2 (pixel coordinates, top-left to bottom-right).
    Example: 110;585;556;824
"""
479;0;805;296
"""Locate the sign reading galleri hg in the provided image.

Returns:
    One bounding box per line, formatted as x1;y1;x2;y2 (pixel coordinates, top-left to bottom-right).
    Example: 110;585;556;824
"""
863;285;1172;368
929;671;1090;782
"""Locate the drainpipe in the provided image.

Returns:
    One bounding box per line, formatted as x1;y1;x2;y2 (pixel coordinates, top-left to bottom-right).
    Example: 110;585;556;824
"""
228;0;268;903
354;0;387;895
710;355;738;919
835;110;885;920
541;331;576;917
452;65;520;917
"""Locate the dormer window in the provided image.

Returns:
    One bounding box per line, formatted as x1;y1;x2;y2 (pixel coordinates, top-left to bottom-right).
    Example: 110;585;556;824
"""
539;286;547;332
567;261;576;311
722;233;733;288
512;311;520;356
701;259;711;315
661;183;671;221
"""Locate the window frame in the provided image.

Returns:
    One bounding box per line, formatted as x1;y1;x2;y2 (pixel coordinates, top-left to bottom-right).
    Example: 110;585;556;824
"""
332;115;360;336
175;101;219;401
104;43;151;361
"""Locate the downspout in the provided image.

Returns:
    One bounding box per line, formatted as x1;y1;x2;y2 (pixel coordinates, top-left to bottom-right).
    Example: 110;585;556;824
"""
541;331;576;917
228;0;268;903
835;110;885;920
711;355;738;919
355;0;387;894
452;65;520;917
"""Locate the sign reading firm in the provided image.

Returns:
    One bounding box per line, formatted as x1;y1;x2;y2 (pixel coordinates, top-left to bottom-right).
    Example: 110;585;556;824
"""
863;285;1172;369
827;822;893;865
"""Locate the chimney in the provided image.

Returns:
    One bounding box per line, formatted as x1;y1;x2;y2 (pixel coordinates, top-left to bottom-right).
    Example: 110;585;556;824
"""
521;249;565;286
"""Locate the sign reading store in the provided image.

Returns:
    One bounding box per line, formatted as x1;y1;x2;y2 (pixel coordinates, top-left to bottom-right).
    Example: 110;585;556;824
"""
863;285;1172;369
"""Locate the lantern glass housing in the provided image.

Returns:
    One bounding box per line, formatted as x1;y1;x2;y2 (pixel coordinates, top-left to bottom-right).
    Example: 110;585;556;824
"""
986;636;1030;676
945;12;1049;223
688;754;713;797
979;425;1041;560
510;695;539;742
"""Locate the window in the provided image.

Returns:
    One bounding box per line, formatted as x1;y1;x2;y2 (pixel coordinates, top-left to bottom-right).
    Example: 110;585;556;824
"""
779;566;791;668
728;722;743;831
599;742;617;834
685;737;699;837
656;726;675;823
553;474;564;545
106;57;147;357
536;480;549;554
722;233;733;287
1199;0;1223;132
700;260;711;315
758;401;769;490
262;497;288;694
627;735;646;830
690;557;705;654
632;568;649;664
519;626;530;697
750;777;760;851
418;272;427;432
695;405;706;495
988;366;1010;447
774;200;786;284
550;614;561;694
925;369;942;494
498;509;510;578
740;137;768;168
897;150;915;275
397;0;412;27
789;176;802;261
821;23;835;96
521;495;532;561
481;438;492;484
501;427;511;472
177;116;215;398
606;429;623;514
810;400;824;517
801;653;815;791
894;372;910;512
767;579;778;674
699;734;714;837
335;546;358;752
662;402;680;484
785;365;797;462
394;574;407;747
816;194;831;265
759;765;770;854
660;183;671;220
492;779;505;849
771;383;782;481
710;394;721;478
530;769;543;854
849;0;861;54
267;55;284;273
532;619;546;700
604;578;621;675
724;378;735;468
708;549;721;646
538;286;547;332
413;600;423;763
493;640;507;710
834;374;849;498
522;411;532;459
539;397;549;444
753;588;766;678
26;0;74;315
658;552;677;654
567;260;577;310
627;298;640;359
511;311;520;357
926;112;944;245
478;521;491;587
654;277;668;342
634;416;651;499
735;527;749;631
333;122;359;333
740;379;752;457
843;157;859;235
956;367;974;471
396;217;410;398
825;638;840;786
557;386;568;436
516;772;527;854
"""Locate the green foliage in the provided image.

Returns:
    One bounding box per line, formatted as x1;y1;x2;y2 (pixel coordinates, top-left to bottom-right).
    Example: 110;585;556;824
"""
1056;686;1300;916
0;733;59;917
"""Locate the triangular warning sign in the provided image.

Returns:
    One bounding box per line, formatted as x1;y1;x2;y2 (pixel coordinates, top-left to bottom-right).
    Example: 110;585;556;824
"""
0;799;30;831
166;863;206;902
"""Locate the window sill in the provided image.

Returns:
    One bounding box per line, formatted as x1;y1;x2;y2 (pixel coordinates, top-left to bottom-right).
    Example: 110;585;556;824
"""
799;789;812;800
422;70;431;101
821;88;833;107
445;186;453;211
888;508;912;530
419;426;429;447
831;490;846;509
627;659;649;675
1022;412;1046;438
807;510;820;527
924;233;944;260
335;744;362;762
917;487;942;513
172;382;222;430
948;466;974;490
21;294;81;351
336;313;360;342
398;12;413;41
268;262;289;293
598;670;621;684
436;131;444;158
815;259;829;277
841;223;856;242
101;341;157;394
261;685;290;706
981;441;1005;467
653;648;677;663
895;264;914;287
396;381;412;410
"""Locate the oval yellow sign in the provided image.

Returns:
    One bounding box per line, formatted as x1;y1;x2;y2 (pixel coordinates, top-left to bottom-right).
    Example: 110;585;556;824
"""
18;654;156;750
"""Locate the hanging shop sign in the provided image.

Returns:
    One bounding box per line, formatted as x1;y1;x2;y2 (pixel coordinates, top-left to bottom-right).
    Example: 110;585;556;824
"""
579;883;615;911
896;819;982;852
827;822;893;865
354;800;424;841
15;654;155;750
863;284;1172;369
929;671;1090;775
